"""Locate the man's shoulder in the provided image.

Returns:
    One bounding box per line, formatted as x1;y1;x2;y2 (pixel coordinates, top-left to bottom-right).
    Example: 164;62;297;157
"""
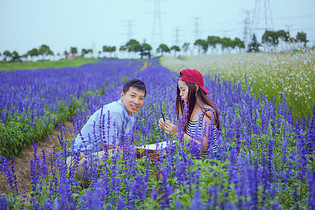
101;100;124;115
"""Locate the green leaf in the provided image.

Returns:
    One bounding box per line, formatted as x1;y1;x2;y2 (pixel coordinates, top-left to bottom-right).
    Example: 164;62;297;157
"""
190;164;199;172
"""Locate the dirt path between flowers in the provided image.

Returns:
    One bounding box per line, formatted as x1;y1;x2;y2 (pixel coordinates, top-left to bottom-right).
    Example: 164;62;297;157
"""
0;122;74;194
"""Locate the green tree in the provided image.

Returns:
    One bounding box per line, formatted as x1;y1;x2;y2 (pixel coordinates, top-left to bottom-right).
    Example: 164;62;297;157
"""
81;49;88;57
109;46;116;57
38;44;51;60
3;50;11;62
102;45;109;57
119;46;126;51
296;31;309;47
220;37;234;53
119;45;127;57
156;44;170;56
194;39;208;55
277;30;289;42
288;37;297;43
233;37;245;53
262;30;279;50
27;48;38;61
170;45;180;56
139;42;152;59
70;47;78;56
124;39;141;57
22;53;28;61
103;46;116;57
87;49;93;57
142;43;152;52
11;51;20;62
207;36;221;53
64;50;69;59
48;50;54;60
182;42;190;55
247;34;261;52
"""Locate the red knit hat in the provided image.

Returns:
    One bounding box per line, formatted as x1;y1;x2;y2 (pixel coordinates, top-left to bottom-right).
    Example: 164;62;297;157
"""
179;69;210;94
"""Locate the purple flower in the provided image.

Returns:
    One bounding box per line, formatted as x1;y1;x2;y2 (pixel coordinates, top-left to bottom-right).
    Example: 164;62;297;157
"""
0;155;18;195
187;192;204;210
79;188;104;210
0;194;9;209
306;167;315;208
131;174;147;203
116;196;126;210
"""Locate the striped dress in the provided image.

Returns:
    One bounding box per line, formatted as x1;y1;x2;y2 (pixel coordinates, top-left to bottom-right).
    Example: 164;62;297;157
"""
186;107;219;154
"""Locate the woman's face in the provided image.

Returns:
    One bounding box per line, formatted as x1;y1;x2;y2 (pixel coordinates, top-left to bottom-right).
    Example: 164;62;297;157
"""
178;80;189;100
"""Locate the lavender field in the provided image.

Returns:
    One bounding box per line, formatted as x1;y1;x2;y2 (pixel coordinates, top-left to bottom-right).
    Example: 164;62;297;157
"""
0;58;314;209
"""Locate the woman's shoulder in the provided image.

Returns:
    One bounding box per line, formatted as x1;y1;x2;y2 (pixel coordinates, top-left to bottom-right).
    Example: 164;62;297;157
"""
202;106;215;114
201;106;216;120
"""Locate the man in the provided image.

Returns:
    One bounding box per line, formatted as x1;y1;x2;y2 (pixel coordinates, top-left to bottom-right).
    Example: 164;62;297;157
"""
67;79;146;169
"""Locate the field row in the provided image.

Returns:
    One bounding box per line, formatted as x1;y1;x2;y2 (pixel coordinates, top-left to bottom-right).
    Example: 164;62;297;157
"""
0;59;146;158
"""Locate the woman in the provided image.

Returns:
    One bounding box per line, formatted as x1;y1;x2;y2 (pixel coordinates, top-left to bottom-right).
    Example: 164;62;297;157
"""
158;69;220;154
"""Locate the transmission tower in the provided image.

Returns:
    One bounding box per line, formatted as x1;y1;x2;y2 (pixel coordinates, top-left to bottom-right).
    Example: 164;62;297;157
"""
243;10;251;47
194;17;201;41
151;0;164;48
250;0;274;40
173;27;180;46
122;20;135;42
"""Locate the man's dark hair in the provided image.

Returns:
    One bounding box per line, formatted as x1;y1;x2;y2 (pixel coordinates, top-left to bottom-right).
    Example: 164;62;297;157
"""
122;79;146;97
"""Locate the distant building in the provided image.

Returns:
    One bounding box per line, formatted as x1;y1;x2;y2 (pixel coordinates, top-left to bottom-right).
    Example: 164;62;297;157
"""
67;55;82;59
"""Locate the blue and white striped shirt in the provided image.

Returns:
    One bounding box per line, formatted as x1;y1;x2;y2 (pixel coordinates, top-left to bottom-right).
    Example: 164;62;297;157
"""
186;107;219;153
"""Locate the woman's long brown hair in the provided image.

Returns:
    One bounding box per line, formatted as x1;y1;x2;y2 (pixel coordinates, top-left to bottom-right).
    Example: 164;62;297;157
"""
175;79;221;132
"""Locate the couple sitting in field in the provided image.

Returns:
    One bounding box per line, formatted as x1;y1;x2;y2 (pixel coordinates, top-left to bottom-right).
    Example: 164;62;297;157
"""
67;69;221;176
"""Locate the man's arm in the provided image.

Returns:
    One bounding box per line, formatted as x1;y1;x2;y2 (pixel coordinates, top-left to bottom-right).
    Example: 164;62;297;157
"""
71;111;102;153
100;111;122;147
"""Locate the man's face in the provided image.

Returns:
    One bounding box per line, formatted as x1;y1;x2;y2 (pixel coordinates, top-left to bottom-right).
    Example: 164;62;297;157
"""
121;87;145;115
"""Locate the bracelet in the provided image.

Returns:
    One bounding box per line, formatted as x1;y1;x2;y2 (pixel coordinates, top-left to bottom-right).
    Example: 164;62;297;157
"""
176;131;185;136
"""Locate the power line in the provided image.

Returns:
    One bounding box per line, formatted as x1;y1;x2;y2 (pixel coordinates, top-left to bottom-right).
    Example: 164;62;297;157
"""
203;14;313;30
205;19;239;26
273;13;315;20
151;0;164;47
289;27;315;31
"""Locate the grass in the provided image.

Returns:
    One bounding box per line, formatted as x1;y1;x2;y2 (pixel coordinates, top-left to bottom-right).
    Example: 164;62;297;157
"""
160;50;315;119
0;57;100;71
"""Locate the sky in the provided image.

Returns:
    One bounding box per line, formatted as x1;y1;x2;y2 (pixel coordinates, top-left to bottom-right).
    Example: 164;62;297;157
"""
1;0;315;56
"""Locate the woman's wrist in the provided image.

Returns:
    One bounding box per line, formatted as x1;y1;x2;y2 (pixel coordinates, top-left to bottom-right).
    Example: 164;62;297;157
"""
183;135;201;145
176;131;185;137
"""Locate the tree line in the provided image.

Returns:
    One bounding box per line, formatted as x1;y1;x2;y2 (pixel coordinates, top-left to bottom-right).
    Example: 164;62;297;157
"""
248;31;309;52
1;30;310;62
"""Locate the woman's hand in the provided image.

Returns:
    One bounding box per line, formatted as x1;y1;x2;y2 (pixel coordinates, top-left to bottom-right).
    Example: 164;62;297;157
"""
158;118;177;135
164;120;177;135
183;133;191;143
158;118;165;129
